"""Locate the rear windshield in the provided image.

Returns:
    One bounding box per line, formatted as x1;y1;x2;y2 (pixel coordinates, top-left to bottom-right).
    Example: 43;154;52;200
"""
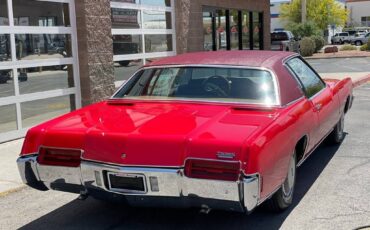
271;32;289;41
113;67;278;105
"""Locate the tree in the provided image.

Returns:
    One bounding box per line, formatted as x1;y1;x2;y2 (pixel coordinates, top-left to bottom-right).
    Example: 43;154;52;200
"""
280;0;348;30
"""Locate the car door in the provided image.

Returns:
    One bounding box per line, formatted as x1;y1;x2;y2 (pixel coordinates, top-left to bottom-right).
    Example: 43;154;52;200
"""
286;57;339;150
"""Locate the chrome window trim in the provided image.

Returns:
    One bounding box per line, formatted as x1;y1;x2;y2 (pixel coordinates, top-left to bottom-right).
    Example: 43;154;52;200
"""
283;56;327;100
111;64;282;106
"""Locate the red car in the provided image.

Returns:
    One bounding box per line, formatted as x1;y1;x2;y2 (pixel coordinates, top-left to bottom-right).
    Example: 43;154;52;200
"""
17;51;353;213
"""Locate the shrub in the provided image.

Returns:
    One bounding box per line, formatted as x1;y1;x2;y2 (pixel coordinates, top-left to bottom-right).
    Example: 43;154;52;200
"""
311;36;326;53
340;45;357;51
360;44;368;51
300;37;316;57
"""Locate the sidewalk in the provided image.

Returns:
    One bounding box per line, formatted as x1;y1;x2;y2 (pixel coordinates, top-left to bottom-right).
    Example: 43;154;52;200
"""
0;72;369;196
0;139;25;196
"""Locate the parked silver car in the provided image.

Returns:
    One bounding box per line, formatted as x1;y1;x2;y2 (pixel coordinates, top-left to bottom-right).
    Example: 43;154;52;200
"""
350;32;370;46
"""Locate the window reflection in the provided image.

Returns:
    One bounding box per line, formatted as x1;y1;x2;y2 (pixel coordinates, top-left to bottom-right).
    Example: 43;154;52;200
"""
143;11;171;29
0;70;14;98
19;65;74;95
111;8;141;29
0;0;9;25
0;34;11;62
15;34;71;60
0;104;17;133
113;35;142;55
114;60;143;81
13;0;70;27
21;95;75;128
145;34;172;53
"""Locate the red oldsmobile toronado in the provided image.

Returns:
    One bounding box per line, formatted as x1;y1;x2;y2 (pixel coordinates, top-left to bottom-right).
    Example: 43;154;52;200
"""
17;51;353;213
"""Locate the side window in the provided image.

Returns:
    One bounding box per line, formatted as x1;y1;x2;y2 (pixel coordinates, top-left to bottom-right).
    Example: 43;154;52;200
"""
287;58;326;98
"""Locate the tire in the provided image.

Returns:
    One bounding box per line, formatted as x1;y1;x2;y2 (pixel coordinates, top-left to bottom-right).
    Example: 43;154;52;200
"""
265;152;296;212
328;113;345;144
355;41;362;46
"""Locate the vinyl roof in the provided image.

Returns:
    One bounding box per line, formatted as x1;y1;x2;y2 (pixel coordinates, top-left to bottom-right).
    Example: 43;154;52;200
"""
145;50;297;69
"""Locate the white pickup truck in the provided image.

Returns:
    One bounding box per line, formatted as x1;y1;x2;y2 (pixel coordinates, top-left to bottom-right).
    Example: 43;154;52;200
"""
331;32;353;44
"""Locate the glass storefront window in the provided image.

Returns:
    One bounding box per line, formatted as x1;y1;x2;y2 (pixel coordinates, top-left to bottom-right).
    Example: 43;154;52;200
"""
141;0;171;7
114;59;143;81
13;0;70;27
19;65;74;95
203;12;213;51
145;34;172;53
113;35;142;55
242;11;250;50
21;95;75;128
111;8;141;29
0;104;17;133
15;34;72;60
143;11;171;29
0;70;14;98
253;12;261;50
230;10;239;50
13;0;71;26
0;0;9;26
0;34;11;62
216;10;226;50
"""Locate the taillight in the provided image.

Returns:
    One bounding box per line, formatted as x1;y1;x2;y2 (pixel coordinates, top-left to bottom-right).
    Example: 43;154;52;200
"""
184;159;241;181
280;44;284;51
37;147;82;167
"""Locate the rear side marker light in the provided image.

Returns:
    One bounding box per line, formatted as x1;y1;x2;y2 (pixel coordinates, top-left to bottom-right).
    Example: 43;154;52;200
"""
184;159;241;181
37;147;82;167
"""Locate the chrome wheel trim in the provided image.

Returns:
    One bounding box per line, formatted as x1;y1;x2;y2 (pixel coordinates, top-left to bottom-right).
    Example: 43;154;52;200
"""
282;154;295;199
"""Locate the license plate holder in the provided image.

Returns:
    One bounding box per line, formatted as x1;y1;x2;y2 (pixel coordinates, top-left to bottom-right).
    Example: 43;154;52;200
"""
107;172;147;194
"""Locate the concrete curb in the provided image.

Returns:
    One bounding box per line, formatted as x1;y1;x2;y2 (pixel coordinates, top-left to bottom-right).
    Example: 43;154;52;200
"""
353;74;370;88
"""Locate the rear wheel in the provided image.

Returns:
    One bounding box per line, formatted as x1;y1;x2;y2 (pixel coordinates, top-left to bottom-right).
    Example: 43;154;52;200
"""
328;113;345;144
355;41;362;46
265;152;296;212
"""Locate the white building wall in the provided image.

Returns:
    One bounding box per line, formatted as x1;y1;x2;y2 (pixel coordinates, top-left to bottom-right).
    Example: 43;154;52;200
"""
270;1;290;32
347;1;370;27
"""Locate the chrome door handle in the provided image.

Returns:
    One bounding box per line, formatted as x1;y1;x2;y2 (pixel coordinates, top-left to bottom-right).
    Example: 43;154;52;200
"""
314;103;322;111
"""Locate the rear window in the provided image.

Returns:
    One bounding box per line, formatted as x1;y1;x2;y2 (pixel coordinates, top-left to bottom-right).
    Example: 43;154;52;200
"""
271;32;289;41
114;67;278;105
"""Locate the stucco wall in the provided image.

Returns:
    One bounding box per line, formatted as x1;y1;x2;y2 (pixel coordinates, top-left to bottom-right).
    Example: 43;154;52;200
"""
75;0;116;106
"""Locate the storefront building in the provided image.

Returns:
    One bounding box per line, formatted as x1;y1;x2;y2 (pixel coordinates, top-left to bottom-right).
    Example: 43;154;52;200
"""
0;0;270;142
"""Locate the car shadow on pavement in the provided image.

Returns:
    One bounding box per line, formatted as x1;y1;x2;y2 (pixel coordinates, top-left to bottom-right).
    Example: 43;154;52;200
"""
19;140;344;230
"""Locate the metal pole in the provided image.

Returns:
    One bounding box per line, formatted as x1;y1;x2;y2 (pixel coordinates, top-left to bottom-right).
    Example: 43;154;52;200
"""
302;0;307;23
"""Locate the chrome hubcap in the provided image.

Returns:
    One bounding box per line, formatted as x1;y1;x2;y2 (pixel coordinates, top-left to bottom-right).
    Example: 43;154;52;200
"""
282;154;295;198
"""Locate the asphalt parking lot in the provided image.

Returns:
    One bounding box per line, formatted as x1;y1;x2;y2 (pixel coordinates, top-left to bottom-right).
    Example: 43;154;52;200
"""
0;83;369;230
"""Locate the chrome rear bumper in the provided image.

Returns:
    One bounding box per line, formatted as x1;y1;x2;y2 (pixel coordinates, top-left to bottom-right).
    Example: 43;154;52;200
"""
17;155;260;213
